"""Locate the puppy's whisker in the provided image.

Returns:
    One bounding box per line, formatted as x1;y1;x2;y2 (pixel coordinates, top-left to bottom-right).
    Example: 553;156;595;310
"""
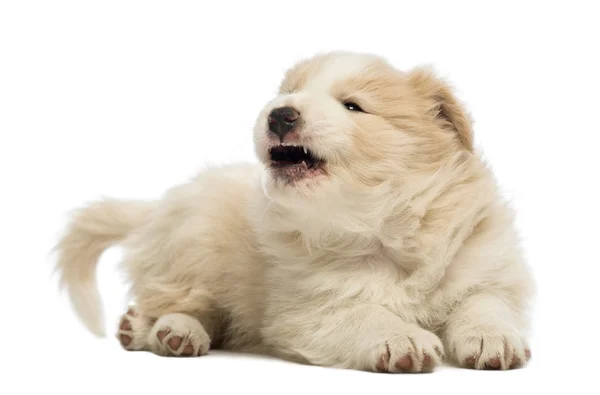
260;199;275;224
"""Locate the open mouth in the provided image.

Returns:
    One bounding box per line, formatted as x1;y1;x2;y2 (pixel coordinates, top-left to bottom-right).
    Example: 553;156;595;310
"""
269;145;322;168
268;145;325;181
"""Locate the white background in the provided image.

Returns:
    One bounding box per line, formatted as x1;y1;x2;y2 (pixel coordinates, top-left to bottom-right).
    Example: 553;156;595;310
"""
1;1;598;394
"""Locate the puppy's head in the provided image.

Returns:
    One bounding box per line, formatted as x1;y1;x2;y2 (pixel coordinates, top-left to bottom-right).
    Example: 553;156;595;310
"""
254;52;474;222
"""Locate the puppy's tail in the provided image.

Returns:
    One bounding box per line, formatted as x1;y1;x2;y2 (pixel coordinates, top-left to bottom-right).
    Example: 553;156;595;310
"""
53;198;156;337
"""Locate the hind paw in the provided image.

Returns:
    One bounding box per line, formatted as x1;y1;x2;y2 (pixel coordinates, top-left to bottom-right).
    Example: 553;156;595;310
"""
116;307;149;351
148;313;210;357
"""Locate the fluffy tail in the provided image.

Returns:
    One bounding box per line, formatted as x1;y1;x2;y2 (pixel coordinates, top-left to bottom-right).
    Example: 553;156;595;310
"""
53;198;156;337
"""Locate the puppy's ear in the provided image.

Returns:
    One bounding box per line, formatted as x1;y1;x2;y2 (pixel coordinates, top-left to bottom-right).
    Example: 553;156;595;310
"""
408;67;474;152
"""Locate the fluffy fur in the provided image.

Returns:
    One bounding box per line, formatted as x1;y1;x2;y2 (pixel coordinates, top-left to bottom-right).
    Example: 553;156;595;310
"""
54;51;534;372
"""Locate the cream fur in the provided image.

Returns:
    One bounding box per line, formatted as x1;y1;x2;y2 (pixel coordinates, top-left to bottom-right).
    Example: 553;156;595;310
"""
54;51;535;372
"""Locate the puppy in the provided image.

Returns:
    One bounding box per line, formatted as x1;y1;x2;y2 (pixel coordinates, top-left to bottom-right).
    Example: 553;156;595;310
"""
55;51;534;372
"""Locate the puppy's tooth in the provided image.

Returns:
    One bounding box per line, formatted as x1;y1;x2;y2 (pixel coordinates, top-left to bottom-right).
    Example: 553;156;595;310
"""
303;147;308;154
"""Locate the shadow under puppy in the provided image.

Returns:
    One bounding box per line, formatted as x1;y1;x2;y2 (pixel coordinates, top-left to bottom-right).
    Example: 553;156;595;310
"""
55;51;534;373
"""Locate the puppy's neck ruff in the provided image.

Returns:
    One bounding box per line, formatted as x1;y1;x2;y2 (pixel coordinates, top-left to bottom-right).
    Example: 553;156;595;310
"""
256;148;497;292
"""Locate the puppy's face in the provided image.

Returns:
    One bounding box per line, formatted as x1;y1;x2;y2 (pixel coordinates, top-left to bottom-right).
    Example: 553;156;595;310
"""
253;52;473;213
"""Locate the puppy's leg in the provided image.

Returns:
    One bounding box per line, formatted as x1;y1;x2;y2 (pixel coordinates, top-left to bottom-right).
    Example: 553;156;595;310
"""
116;306;217;357
147;312;213;357
443;293;531;370
271;304;444;373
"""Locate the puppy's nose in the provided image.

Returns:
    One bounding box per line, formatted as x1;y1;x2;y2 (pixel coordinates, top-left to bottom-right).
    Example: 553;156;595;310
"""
268;107;300;139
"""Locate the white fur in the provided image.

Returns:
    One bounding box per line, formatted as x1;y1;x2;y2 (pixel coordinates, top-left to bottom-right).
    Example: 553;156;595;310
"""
54;52;534;372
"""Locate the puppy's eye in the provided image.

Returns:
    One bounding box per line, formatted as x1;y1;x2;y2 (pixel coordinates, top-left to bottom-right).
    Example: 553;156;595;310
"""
343;101;364;112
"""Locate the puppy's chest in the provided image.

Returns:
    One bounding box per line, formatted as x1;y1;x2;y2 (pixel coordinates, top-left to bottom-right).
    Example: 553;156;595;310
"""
277;253;435;324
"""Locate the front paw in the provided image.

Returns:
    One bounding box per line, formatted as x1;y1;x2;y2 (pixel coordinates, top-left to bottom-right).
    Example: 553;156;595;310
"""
373;327;444;373
450;326;531;370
